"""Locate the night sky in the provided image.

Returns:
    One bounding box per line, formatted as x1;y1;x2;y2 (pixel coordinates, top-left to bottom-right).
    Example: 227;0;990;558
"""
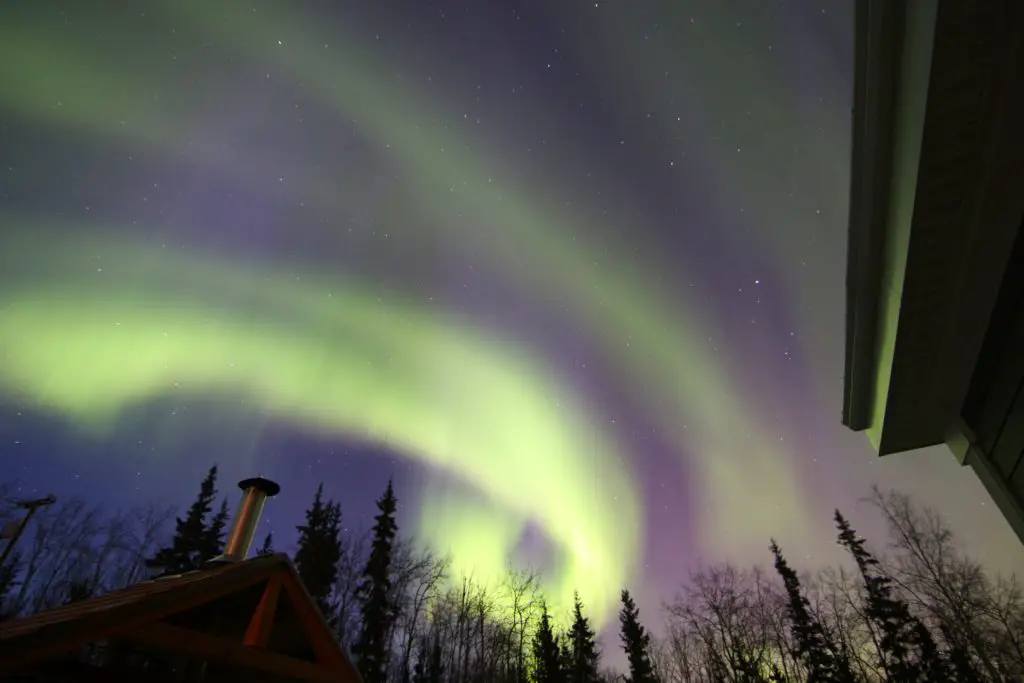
1;0;1021;641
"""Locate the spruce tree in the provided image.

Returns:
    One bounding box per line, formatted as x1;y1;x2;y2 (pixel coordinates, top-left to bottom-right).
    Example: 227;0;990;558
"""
770;540;855;683
147;465;219;574
294;483;343;618
834;511;949;682
558;634;574;681
532;602;564;683
618;589;657;683
257;531;275;556
354;479;399;683
566;592;601;683
201;498;230;562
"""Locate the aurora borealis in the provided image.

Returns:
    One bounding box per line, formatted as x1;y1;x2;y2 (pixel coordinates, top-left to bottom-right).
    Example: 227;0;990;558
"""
1;0;1021;638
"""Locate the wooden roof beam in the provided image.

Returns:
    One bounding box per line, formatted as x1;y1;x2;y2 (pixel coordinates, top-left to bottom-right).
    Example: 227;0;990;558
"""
243;573;282;649
129;620;337;683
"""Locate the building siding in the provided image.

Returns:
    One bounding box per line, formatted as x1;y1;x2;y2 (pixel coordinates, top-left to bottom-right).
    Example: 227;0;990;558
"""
963;218;1024;502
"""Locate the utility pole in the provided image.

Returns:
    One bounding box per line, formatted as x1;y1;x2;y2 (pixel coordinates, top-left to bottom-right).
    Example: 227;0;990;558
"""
0;494;56;570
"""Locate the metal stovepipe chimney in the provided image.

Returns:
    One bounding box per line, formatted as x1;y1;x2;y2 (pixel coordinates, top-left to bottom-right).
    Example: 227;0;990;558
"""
216;477;281;563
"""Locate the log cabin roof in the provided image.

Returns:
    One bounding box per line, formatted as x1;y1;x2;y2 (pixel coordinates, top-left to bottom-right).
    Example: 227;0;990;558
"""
0;552;363;682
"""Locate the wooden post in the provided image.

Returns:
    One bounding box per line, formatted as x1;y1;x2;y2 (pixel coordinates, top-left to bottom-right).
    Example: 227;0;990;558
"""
243;575;283;648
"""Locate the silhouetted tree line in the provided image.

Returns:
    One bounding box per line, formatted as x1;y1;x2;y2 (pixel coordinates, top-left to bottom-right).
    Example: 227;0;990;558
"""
654;491;1023;683
1;471;1021;682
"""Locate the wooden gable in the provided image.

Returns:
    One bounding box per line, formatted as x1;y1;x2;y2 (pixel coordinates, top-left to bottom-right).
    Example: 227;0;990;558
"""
0;553;362;682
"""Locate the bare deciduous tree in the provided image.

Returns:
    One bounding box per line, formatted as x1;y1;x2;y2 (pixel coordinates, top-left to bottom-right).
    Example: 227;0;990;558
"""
503;566;542;681
868;486;1024;681
664;564;787;682
6;476;1019;683
0;485;172;618
333;525;370;650
15;497;105;611
109;502;176;589
806;566;884;681
386;539;449;679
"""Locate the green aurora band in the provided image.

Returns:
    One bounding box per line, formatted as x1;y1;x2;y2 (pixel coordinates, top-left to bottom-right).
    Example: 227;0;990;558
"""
0;229;639;620
0;1;818;625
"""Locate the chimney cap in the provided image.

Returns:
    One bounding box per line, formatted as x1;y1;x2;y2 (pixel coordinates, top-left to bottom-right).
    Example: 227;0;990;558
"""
238;477;281;497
